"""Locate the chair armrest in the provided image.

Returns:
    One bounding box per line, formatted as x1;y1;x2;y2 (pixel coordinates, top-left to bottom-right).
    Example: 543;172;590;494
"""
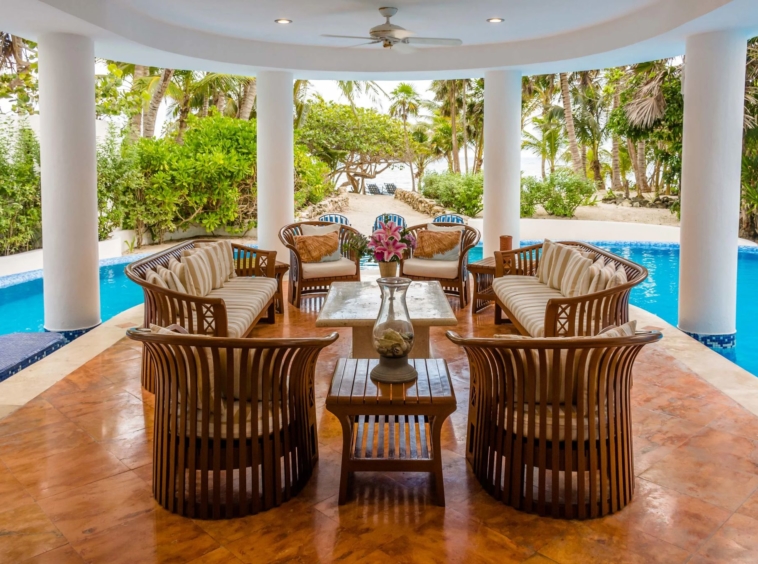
232;244;277;278
494;243;543;278
543;285;635;337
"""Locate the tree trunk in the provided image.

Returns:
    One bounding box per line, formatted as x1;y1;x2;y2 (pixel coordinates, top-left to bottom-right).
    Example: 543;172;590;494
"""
129;65;148;141
611;89;623;193
560;73;584;177
200;92;210;118
637;140;650;193
143;68;174;138
11;36;28;72
461;80;469;174
450;81;460;174
627;138;642;198
176;100;190;144
541;156;546;180
592;157;604;190
581;144;588;177
237;79;257;120
215;91;227;115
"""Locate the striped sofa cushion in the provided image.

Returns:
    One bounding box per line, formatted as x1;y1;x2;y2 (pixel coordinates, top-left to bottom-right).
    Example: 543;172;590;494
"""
560;253;593;298
145;269;168;289
156;265;186;294
493;275;564;337
548;244;580;290
606;265;629;290
599;320;637;338
182;251;213;296
206;277;277;339
168;257;196;296
536;240;555;285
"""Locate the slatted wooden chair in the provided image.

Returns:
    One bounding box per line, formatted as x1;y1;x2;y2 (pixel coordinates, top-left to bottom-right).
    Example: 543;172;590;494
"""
127;328;339;519
318;213;351;226
279;221;362;308
372;213;407;232
447;329;662;519
399;223;481;307
433;213;465;225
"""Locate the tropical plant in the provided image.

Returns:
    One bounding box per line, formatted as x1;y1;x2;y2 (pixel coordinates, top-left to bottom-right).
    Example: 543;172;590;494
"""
368;221;416;263
389;82;422;191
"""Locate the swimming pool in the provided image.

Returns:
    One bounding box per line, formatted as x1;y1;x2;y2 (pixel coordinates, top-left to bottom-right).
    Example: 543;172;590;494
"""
2;243;758;375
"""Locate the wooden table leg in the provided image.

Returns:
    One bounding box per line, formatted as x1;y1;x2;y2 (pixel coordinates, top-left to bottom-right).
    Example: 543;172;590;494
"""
337;414;353;505
430;415;446;506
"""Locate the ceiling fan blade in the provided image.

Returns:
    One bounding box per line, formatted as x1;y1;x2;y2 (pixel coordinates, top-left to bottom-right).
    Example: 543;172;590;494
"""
404;37;463;46
392;42;416;54
349;41;382;48
321;34;377;41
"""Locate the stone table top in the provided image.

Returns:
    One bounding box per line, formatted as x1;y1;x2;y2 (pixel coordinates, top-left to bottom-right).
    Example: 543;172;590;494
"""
316;281;458;328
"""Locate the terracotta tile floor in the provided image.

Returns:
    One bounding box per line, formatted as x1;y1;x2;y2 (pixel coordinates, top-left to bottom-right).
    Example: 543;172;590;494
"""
2;289;758;563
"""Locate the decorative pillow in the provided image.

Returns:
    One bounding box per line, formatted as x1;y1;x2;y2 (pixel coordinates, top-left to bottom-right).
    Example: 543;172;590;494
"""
146;269;168;289
301;223;340;236
536;239;555;284
218;240;237;279
169;257;196;296
197;242;231;284
294;232;341;263
599;320;637;338
606;265;629;290
149;323;189;335
182;250;213;296
560;253;593;298
196;246;226;289
575;260;602;296
580;251;596;261
548;244;580;290
588;262;615;294
156;265;187;294
427;223;464;232
414;230;461;261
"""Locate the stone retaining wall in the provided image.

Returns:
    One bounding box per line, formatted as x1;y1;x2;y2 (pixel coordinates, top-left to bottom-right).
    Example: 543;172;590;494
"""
393;189;448;217
297;192;350;220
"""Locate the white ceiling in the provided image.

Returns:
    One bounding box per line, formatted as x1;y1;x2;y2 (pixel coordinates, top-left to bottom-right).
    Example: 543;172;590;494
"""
1;0;756;78
122;0;659;46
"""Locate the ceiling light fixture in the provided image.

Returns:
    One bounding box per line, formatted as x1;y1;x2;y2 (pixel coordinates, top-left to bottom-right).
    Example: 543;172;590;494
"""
487;17;504;23
274;18;292;24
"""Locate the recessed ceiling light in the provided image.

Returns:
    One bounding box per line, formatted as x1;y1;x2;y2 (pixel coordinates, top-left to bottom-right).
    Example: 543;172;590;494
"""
274;19;292;24
487;18;504;23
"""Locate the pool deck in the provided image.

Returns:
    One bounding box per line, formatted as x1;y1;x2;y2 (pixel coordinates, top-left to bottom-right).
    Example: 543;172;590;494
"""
2;285;758;562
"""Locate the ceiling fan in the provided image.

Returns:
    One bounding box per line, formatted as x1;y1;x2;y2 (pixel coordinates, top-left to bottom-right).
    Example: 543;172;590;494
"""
322;7;462;50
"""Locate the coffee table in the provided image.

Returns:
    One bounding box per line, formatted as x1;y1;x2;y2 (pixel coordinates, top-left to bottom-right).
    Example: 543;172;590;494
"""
467;257;496;313
315;281;457;359
326;357;456;505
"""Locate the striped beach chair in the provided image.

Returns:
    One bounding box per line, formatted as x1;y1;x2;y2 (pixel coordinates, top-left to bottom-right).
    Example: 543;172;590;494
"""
318;213;351;226
373;213;407;232
433;214;465;225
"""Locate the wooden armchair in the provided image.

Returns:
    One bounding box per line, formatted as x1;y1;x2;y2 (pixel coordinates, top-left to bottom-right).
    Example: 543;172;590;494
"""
279;221;362;308
400;223;481;307
127;328;338;519
447;329;662;519
493;241;648;336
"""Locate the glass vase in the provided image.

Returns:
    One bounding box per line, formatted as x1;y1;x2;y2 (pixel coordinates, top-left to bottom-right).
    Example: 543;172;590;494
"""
370;277;418;383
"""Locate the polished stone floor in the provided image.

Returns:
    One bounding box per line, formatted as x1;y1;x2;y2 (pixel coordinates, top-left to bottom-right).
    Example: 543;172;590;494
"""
2;291;758;563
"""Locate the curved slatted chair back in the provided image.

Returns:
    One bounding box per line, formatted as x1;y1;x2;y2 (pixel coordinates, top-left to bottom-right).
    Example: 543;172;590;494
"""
367;184;382;195
493;241;648;336
278;221;362;307
384;183;397;195
372;213;407;233
318;213;351;226
447;330;662;519
433;214;465;225
127;328;339;519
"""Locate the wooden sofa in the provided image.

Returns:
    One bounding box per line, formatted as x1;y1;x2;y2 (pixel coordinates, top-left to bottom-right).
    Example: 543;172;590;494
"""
400;222;481;308
447;329;662;519
126;240;278;391
492;241;647;337
279;221;362;308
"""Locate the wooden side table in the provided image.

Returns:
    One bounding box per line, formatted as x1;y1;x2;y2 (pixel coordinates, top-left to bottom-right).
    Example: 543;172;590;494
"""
274;261;290;313
326;358;456;506
467;257;496;313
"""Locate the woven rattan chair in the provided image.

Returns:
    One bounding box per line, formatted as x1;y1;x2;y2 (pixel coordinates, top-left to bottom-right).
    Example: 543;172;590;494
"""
399;223;480;307
279;221;362;308
127;328;338;519
447;329;662;519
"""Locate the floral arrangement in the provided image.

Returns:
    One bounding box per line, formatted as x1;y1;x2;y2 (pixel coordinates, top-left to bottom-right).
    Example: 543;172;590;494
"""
368;221;416;263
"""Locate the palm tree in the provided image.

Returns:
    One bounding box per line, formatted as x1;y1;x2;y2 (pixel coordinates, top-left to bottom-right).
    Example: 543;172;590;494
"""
237;78;256;120
431;80;461;173
559;72;584;177
143;68;174;138
523;113;565;178
573;70;609;190
389;82;422;191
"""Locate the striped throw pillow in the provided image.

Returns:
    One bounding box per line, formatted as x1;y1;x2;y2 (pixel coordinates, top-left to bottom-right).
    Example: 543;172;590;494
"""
197;244;226;289
218;240;237;279
146;269;168;289
156;265;187;294
588;262;616;294
548;244;580;290
182;251;213;296
168;257;196;296
560;253;593;297
575;260;602;296
606;265;629;290
536;239;555;284
599;320;637;337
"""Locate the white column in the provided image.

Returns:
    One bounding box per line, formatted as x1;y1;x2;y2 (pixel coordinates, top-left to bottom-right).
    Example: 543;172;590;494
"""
678;31;747;343
38;34;100;332
257;70;294;262
483;69;522;256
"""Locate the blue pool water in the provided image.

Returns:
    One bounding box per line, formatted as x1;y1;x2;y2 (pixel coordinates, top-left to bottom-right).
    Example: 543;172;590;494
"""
2;243;758;375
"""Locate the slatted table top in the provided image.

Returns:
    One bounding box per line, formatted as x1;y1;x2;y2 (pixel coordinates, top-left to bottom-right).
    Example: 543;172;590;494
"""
467;256;496;272
326;358;455;408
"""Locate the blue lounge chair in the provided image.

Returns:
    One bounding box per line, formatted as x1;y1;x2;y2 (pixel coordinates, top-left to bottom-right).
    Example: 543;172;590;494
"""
367;184;382;195
373;213;407;232
433;214;465;225
318;213;351;226
384;183;397;195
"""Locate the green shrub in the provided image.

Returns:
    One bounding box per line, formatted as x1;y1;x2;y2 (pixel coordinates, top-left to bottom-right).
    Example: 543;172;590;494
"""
421;171;483;217
521;171;595;218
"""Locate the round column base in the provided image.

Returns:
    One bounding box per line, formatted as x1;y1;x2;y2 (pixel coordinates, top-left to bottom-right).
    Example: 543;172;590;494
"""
682;330;736;361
